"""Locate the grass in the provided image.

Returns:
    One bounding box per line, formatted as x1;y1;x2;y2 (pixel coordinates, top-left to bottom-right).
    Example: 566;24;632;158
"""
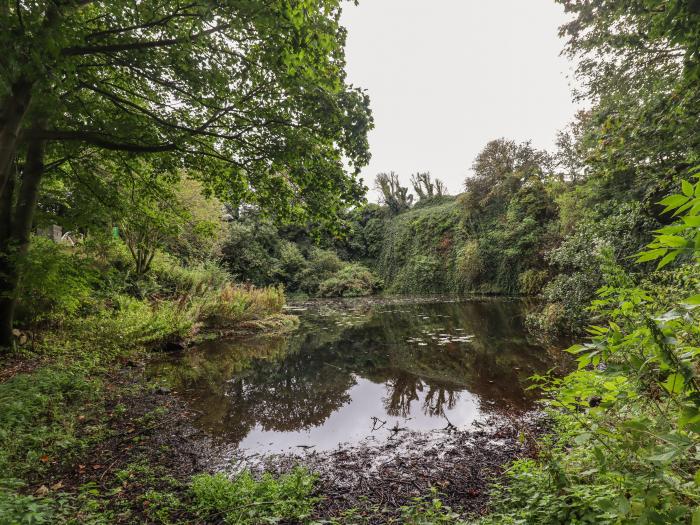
197;283;287;328
0;275;303;524
191;468;318;524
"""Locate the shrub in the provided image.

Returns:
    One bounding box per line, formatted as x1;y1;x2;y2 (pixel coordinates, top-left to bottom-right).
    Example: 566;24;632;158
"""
317;263;382;297
15;237;98;324
276;241;307;289
297;247;344;295
191;468;318;524
485;178;700;524
378;199;461;293
518;268;549;295
148;254;229;297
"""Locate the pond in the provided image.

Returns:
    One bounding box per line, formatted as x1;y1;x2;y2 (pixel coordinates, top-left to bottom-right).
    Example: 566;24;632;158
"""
148;297;566;455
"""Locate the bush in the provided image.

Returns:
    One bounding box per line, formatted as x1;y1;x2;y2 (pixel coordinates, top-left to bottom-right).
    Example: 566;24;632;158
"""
391;255;442;293
277;241;307;284
518;268;549;295
191;468;318;524
15;237;98;324
317;263;382;297
378;199;461;293
147;254;229;297
485;179;700;524
297;247;345;295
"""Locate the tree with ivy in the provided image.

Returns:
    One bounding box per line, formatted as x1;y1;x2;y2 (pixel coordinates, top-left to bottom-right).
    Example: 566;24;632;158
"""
410;172;448;201
0;0;372;349
374;172;413;215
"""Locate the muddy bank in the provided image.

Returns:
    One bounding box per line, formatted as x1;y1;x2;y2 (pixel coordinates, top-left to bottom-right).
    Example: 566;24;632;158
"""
235;414;548;521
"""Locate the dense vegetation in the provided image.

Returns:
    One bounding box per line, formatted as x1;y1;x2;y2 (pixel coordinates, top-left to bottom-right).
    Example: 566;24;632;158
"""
2;0;700;523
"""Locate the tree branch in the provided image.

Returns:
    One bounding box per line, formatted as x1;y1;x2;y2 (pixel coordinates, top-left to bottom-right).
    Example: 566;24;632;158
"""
29;130;178;152
62;22;232;56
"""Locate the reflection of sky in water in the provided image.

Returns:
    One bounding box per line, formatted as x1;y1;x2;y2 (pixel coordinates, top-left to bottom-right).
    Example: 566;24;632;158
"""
238;376;481;453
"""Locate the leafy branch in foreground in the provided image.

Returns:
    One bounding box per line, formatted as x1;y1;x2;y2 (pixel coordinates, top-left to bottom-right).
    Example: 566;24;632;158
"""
483;174;700;524
637;165;700;269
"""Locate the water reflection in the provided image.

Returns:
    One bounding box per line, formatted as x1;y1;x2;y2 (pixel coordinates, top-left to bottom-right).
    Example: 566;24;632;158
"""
148;298;566;453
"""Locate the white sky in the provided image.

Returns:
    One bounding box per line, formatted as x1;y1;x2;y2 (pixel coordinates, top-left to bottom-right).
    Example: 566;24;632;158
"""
340;0;580;200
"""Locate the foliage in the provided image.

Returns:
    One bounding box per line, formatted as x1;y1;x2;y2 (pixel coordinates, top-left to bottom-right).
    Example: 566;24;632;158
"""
147;255;229;299
0;365;98;480
518;269;549;296
530;202;657;334
0;0;373;348
375;172;414;215
317;263;382;297
221;215;382;298
1;0;373;224
397;488;466;524
363;141;557;296
0;480;54;525
14;237;98;324
456;139;558;295
198;284;286;328
191;468;318;525
410;172;449;201
484;177;700;523
222;216;285;285
378;198;461;293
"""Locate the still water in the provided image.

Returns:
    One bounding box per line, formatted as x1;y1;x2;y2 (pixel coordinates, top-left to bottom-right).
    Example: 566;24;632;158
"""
148;297;564;454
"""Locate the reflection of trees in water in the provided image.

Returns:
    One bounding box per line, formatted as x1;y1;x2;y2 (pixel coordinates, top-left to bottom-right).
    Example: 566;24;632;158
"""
383;373;460;418
384;373;423;417
423;383;458;417
224;355;354;433
148;298;564;445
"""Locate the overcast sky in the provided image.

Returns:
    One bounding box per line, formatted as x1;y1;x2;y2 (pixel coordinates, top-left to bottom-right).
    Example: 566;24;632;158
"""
340;0;580;200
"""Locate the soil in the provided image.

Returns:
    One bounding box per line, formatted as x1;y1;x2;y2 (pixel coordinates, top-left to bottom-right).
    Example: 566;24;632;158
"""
241;414;547;522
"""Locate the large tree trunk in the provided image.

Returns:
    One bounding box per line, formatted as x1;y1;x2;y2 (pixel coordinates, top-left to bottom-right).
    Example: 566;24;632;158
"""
0;81;33;198
0;131;45;350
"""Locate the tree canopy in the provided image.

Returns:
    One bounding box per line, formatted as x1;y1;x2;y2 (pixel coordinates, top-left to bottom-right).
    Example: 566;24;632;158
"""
0;0;373;347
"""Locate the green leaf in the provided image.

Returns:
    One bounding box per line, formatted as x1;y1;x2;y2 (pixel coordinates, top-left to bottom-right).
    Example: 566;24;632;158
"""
573;432;592;445
565;344;586;354
682;180;695;197
661;373;684;394
683;215;700;227
636;248;667;263
656;235;687;248
682;295;700;305
657;250;679;269
646;449;677;463
659;194;690;213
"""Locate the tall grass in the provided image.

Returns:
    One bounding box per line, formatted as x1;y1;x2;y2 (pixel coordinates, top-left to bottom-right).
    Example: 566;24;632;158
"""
198;283;286;328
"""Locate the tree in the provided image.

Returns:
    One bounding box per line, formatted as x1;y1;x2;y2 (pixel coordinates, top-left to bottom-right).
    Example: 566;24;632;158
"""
0;1;372;348
554;111;590;183
556;0;700;203
375;172;413;215
462;139;552;217
410;172;448;201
